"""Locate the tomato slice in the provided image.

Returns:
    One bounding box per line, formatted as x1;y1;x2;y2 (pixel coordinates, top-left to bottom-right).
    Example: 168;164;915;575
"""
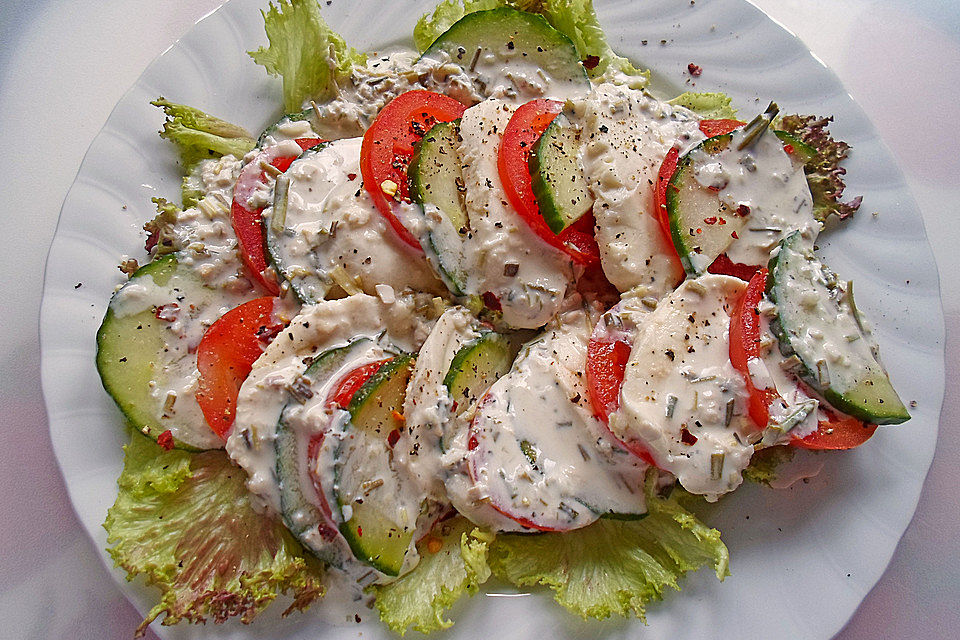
498;99;601;267
195;297;286;438
326;359;391;410
231;138;322;294
791;409;877;450
360;90;467;251
584;305;658;467
698;119;745;137
652;146;687;274
729;268;775;430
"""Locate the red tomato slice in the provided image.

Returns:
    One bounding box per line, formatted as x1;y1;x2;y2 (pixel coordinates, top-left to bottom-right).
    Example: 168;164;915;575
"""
195;297;286;438
498;99;601;267
360;90;467;251
305;433;339;528
708;254;761;281
729;268;775;431
231;138;321;294
791;409;877;450
584;305;658;467
652;146;687;276
699;119;745;137
326;359;391;410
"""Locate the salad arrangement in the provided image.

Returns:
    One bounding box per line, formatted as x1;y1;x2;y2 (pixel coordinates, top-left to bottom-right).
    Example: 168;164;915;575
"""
93;0;909;636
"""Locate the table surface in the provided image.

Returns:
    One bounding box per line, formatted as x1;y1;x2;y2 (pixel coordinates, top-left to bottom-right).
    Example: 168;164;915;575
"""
2;1;957;638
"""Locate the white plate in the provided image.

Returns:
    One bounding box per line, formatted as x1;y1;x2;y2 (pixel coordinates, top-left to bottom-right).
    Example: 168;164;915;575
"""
40;0;945;638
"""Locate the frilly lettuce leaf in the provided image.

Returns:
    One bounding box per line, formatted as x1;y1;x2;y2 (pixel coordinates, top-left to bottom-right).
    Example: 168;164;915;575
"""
488;472;729;621
374;517;493;635
152;98;255;171
414;0;648;84
776;114;862;222
669;91;738;120
250;0;366;112
143;197;180;256
104;431;324;637
743;445;796;486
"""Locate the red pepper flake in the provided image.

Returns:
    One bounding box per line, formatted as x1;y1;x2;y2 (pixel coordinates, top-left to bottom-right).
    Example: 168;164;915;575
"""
783;144;794;155
387;428;401;448
357;525;363;537
256;323;284;345
347;173;357;181
391;410;406;425
582;55;601;70
704;216;718;225
154;303;179;322
736;204;751;217
718;217;727;225
732;230;739;239
680;428;698;445
687;63;702;76
481;291;502;311
696;228;703;234
157;430;174;451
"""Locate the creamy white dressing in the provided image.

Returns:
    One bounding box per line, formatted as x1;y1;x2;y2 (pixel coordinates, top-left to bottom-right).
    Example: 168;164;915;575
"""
467;305;649;529
456;99;576;328
610;275;755;501
689;127;819;271
263;137;444;301
577;83;702;296
226;293;436;514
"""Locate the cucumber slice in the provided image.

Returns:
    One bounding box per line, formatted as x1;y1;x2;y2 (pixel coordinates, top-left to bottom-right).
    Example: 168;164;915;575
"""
257;107;315;147
530;114;593;234
666;134;744;275
420;8;590;99
767;232;909;424
95;254;221;450
263;142;333;303
408;120;469;295
443;331;514;414
275;338;372;565
774;130;817;166
335;355;421;575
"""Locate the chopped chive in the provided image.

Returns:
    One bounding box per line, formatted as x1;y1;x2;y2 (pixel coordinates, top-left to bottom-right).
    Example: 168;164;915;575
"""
710;453;725;480
666;394;678;419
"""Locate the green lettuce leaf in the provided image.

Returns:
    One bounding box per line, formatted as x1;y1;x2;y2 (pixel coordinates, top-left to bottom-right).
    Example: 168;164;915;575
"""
152;98;255;170
488;472;729;621
776;114;862;222
743;445;796;486
374;518;493;635
104;431;324;637
143;197;180;257
669;91;738;120
414;0;648;84
250;0;366;112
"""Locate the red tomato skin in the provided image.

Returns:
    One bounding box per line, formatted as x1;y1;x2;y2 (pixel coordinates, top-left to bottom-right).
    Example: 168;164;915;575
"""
729;268;773;431
498;99;601;267
195;297;284;438
792;410;877;450
698;119;745;137
326;359;391;410
231;138;321;294
708;254;761;281
360;90;467;251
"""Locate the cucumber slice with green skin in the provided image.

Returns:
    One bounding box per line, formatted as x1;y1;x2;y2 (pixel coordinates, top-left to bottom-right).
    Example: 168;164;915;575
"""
335;355;421;576
773;130;818;166
529;114;593;234
96;254;222;451
666;133;744;275
767;232;909;424
275;338;372;565
408;120;468;295
256;108;315;147
420;8;590;100
263;142;332;304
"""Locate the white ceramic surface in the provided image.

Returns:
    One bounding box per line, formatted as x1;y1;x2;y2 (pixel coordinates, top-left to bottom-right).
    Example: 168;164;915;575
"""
39;0;945;638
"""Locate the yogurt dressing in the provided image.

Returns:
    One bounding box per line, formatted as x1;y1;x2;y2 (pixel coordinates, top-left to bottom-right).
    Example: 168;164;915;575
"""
610;275;755;501
690;126;819;272
577;83;703;296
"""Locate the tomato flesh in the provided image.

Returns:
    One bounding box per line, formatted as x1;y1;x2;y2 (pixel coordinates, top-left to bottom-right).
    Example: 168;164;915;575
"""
231;138;321;294
326;359;391;410
195;297;285;438
792;409;878;450
698;119;745;137
498;99;600;267
360;90;467;251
